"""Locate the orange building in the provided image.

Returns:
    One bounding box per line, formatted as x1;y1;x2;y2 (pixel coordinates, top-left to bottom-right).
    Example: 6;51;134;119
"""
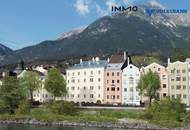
104;53;126;104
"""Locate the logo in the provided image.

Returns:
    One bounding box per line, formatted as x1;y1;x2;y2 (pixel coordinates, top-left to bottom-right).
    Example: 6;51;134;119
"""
111;6;138;16
145;8;188;16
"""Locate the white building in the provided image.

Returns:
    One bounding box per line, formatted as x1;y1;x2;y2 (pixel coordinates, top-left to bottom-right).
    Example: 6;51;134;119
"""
18;68;53;103
122;59;141;106
66;57;107;104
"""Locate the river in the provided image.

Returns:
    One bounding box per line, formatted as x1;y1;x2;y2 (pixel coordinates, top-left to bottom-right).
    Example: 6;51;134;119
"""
0;124;130;130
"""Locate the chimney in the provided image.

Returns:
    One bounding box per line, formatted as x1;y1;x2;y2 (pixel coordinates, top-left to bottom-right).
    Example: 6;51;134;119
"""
80;59;83;64
124;51;127;61
107;58;110;63
92;57;95;62
95;57;99;62
168;58;170;64
127;56;130;65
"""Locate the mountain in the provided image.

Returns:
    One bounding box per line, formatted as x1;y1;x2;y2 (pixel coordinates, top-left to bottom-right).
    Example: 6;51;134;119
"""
0;43;12;55
1;2;190;65
57;26;86;40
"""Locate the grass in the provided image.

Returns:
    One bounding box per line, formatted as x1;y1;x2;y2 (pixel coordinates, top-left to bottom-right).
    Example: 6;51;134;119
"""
0;107;141;123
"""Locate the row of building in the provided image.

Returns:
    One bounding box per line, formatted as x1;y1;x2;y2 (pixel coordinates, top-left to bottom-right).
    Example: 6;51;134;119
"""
66;52;190;106
1;52;190;106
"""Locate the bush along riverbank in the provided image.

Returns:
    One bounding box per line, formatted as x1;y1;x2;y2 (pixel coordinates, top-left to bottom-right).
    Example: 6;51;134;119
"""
1;100;190;130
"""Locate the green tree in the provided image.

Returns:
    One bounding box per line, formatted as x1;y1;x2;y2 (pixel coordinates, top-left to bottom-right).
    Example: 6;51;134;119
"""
0;76;25;114
21;71;41;103
45;68;67;99
137;70;160;107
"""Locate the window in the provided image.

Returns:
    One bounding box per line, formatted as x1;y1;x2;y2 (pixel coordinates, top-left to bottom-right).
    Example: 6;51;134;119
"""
172;95;175;98
72;72;74;76
163;84;166;88
112;80;114;83
98;78;100;82
117;80;120;83
84;94;86;98
176;94;181;98
183;77;186;81
90;86;93;90
117;87;119;91
129;87;133;92
78;72;80;75
107;95;109;99
177;70;180;73
71;86;75;90
117;95;120;99
84;78;86;82
182;69;186;73
91;71;93;75
107;72;109;76
98;70;101;74
111;87;115;91
183;94;187;99
107;88;109;91
98;86;100;90
107;80;109;83
90;78;93;82
176;77;181;81
171;85;174;89
67;72;70;76
90;94;94;98
163;93;167;97
162;75;166;79
183;85;186;89
98;94;101;98
124;88;127;92
117;72;119;76
112;72;114;76
158;68;160;71
176;85;181;90
84;71;86;75
67;80;69;83
78;94;80;98
78;79;80;83
112;95;115;99
171;70;174;73
84;86;86;90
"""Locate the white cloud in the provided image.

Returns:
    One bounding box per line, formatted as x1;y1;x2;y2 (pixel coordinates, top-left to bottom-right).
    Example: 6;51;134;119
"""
74;0;90;16
105;0;118;10
150;0;165;8
95;3;108;17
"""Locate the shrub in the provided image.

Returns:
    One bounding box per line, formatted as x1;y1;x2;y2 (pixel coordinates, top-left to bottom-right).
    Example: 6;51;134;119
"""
142;98;186;127
16;100;31;115
0;99;9;114
48;101;78;116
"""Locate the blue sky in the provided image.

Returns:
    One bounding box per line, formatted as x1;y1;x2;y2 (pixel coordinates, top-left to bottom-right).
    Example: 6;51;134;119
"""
0;0;189;50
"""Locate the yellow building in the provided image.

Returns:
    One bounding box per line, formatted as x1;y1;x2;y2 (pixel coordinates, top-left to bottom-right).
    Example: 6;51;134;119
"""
167;59;189;105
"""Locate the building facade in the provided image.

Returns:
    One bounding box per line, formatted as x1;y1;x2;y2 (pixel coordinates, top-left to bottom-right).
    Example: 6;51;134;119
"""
167;59;190;105
66;57;107;104
122;62;141;106
141;63;169;100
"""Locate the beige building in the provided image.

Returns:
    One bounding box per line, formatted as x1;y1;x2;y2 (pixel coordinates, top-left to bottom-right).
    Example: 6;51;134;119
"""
141;62;169;100
66;57;107;104
167;59;189;105
104;53;125;104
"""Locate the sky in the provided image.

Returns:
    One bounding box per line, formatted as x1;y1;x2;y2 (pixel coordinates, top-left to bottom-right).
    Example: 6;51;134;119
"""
0;0;189;50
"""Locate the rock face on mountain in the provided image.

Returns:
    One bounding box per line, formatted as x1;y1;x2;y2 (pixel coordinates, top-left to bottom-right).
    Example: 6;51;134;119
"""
1;3;190;65
0;43;12;55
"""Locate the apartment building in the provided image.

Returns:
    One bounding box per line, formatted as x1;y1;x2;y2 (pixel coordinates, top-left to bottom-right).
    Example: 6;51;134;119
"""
141;63;169;100
66;57;107;104
104;53;125;104
167;59;189;105
122;58;141;106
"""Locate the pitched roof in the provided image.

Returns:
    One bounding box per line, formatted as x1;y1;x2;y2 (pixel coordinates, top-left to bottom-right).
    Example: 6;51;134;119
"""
121;56;133;70
109;54;125;63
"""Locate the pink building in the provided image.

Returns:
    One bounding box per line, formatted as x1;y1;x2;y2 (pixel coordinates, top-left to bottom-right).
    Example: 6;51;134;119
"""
104;53;126;104
141;63;169;100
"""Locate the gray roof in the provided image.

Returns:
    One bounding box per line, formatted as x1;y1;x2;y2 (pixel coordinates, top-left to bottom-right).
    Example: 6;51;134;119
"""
67;60;108;70
106;63;123;70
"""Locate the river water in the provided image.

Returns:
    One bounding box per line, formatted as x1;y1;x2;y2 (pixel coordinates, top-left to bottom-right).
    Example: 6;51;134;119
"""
0;124;131;130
